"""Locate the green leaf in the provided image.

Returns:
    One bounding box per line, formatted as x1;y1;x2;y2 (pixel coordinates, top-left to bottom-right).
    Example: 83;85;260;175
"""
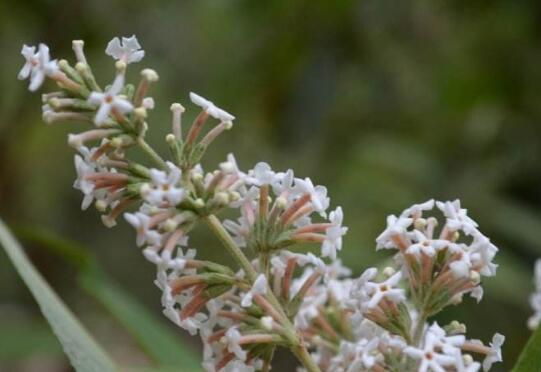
512;325;541;372
16;225;201;371
0;218;117;372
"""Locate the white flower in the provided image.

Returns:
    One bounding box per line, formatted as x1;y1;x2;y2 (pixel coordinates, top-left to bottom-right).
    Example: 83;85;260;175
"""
482;333;504;371
426;323;465;353
375;214;412;250
220;153;243;176
330;338;382;371
246;162;277;186
223;216;250;247
19;43;59;91
436;200;479;235
124;212;162;247
400;199;435;218
241;274;268;307
293;177;330;215
294;252;326;272
105;35;145;64
225;327;247;361
190;92;235;123
468;233;498;277
361;270;405;309
141;162;185;206
449;248;473;278
272;169;295;196
404;329;461;372
88;74;133;125
350;268;405;311
73;154;96;210
470;285;484;302
405;230;448;258
321;206;348;260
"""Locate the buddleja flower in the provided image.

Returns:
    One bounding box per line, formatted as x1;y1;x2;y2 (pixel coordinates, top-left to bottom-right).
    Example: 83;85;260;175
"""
88;74;133;125
140;162;185;206
190;92;235;123
223;162;346;260
376;199;498;308
18;44;59;91
105;35;145;64
240;274;268;307
18;36;509;372
404;323;467;372
321;207;348;260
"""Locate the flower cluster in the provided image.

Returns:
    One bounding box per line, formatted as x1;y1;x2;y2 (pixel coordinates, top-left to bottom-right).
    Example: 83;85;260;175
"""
19;36;506;372
291;200;504;371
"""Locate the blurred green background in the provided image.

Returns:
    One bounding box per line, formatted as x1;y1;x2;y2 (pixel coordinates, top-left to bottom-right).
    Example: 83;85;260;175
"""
1;0;541;371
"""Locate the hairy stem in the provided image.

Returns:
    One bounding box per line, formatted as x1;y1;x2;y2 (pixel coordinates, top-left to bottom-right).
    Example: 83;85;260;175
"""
413;312;427;346
204;215;257;281
137;137;167;169
204;214;321;372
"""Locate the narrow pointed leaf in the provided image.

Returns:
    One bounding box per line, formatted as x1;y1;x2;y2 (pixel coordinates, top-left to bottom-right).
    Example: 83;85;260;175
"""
512;325;541;372
16;226;201;370
0;219;117;372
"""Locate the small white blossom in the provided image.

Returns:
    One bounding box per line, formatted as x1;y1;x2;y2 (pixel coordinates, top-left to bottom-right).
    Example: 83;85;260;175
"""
124;212;162;247
469;233;498;277
246;162;277;186
272;169;295;196
241;274;268;307
225;327;247;361
141;162;185;206
405;230;448;258
88;74;133;125
482;333;504;371
105;35;145;64
330;338;382;371
321;206;348;260
376;214;412;250
404;326;462;372
223;216;250;247
190;92;235;123
293;177;329;215
19;44;59;91
401;199;435;218
73;154;96;210
449;247;474;278
350;268;405;311
436;200;479;236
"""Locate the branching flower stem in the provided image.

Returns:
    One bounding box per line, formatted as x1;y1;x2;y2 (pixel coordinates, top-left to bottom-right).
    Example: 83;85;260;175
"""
204;214;321;372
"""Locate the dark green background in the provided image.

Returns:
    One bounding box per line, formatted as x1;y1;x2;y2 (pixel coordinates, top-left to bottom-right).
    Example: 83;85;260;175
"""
1;1;540;370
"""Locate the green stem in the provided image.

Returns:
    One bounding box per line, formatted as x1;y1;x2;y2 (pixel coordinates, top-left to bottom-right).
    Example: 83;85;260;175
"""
204;215;257;281
137;137;167;169
260;252;271;280
413;312;427;346
292;344;321;372
204;214;321;372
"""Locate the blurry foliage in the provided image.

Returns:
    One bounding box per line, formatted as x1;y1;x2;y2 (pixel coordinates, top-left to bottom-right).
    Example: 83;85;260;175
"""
0;220;117;372
1;0;541;370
